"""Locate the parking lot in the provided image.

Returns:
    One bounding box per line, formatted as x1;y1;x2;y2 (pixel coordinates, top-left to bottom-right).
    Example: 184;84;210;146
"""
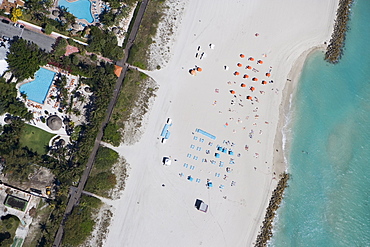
0;19;55;52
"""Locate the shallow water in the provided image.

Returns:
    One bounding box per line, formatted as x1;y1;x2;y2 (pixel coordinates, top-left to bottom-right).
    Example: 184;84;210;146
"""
270;0;370;246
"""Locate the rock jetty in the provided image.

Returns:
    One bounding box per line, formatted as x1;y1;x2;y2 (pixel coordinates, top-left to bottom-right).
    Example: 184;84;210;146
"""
254;172;290;247
325;0;354;63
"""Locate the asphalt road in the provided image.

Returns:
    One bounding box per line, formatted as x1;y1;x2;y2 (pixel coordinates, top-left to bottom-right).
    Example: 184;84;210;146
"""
52;0;150;246
0;21;55;52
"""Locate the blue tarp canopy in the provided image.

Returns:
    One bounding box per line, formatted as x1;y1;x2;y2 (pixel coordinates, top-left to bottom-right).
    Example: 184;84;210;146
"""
215;153;220;158
161;124;169;137
207;182;213;187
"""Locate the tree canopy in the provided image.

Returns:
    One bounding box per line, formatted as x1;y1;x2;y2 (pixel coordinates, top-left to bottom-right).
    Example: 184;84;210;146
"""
6;39;48;81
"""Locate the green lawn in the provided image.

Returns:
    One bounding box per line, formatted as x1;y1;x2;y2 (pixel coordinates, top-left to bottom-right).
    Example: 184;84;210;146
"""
19;124;56;154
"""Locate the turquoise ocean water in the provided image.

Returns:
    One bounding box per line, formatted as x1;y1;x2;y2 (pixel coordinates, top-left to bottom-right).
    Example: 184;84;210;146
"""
270;1;370;246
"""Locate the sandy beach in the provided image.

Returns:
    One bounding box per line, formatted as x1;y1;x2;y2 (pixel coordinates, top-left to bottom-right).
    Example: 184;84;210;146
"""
103;0;338;246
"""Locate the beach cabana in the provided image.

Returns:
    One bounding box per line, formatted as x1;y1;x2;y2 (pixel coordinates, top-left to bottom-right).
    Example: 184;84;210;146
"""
240;54;245;58
252;77;258;81
243;74;249;78
215;153;220;158
237;63;242;67
262;80;267;84
234;71;240;76
241;83;246;88
230;90;236;94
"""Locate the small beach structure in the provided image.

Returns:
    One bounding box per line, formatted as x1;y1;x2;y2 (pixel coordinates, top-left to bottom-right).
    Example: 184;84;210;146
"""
46;115;62;130
195;128;216;140
195;199;208;213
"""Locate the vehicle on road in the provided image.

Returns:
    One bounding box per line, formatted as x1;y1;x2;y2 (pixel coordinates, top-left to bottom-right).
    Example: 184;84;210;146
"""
1;19;9;24
2;36;10;41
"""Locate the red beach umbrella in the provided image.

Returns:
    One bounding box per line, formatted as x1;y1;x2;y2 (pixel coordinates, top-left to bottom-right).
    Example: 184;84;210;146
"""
247;96;253;100
249;57;255;61
252;77;258;81
197;67;202;72
234;71;240;76
247;66;252;70
237;63;243;67
258;60;263;64
230;90;236;94
241;83;247;88
240;54;245;58
243;74;249;79
250;87;255;91
262;80;267;84
266;72;271;77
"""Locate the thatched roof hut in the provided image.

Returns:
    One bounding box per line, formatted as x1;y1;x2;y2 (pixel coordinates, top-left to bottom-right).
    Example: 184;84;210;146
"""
46;115;62;130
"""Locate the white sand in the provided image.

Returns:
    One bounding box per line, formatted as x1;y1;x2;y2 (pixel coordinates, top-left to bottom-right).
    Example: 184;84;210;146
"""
104;0;338;246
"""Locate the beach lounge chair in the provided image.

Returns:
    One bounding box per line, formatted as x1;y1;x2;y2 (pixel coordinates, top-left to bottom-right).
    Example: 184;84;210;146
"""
190;166;195;170
193;156;198;160
183;163;188;168
193;136;198;140
196;178;201;183
190;144;195;149
187;153;192;158
219;162;224;168
219;185;225;189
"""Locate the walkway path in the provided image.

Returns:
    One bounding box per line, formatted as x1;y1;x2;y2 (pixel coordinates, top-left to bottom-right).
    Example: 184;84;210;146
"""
52;0;150;246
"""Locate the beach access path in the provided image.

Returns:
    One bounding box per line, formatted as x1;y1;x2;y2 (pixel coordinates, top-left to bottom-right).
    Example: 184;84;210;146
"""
103;0;338;246
52;0;150;246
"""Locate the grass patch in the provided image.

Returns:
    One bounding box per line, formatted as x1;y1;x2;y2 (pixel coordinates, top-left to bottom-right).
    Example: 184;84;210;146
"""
19;125;55;155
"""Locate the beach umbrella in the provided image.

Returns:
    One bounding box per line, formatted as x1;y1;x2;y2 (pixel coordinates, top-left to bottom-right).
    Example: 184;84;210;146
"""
252;77;258;81
243;74;249;79
234;71;240;76
246;66;252;70
215;153;220;158
237;63;242;67
187;176;194;181
241;83;246;88
240;54;245;58
266;72;271;77
246;96;253;100
229;150;234;155
230;90;236;94
196;67;202;72
190;69;196;75
257;60;264;64
249;57;255;61
250;86;255;91
262;80;267;84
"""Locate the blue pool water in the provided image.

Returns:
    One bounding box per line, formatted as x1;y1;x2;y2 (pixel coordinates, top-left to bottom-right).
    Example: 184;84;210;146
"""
20;68;56;104
270;1;370;246
58;0;94;23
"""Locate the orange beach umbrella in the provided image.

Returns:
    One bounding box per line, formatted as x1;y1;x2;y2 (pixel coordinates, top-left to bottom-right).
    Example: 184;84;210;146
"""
240;54;245;58
257;60;264;64
249;57;255;61
241;83;247;88
246;96;253;100
234;71;240;76
262;80;267;84
230;90;236;94
250;86;255;91
243;74;249;79
252;77;258;81
246;66;252;70
190;69;196;75
197;67;202;72
266;72;271;77
237;63;243;67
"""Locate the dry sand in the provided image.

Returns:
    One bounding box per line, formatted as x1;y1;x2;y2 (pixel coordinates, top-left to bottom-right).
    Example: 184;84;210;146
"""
104;0;338;246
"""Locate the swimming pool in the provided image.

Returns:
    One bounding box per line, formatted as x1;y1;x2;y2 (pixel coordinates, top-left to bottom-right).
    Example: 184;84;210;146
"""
58;0;94;23
20;68;56;104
